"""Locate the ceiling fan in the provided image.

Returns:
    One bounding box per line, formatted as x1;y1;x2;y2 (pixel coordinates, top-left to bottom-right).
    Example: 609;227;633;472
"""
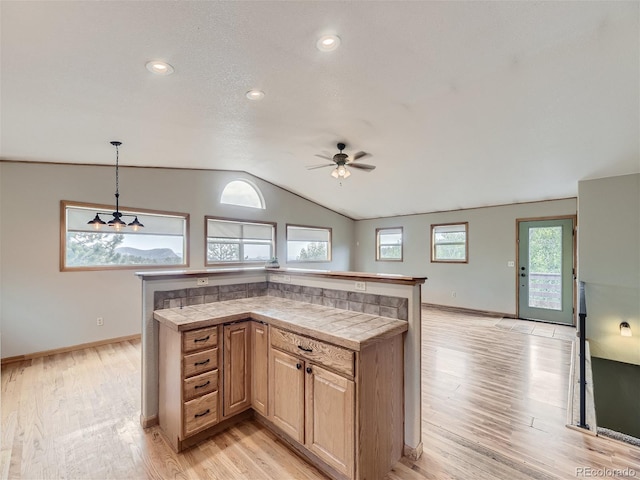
307;142;375;179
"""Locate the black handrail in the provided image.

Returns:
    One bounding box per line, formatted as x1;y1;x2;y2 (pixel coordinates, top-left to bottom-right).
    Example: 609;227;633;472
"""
578;281;588;429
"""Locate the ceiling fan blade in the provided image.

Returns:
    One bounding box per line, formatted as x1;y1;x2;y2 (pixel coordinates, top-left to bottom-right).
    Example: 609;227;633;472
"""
351;151;370;161
306;163;335;170
314;154;334;161
349;163;376;171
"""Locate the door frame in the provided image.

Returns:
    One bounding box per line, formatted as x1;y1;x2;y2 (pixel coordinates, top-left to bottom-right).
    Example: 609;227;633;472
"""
515;215;577;325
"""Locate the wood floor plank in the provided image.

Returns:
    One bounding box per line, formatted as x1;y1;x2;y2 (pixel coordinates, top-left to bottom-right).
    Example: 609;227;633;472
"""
2;311;639;479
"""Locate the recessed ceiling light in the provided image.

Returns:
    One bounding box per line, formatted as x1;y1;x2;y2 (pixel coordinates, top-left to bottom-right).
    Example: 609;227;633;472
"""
146;60;174;75
316;34;341;52
246;89;265;101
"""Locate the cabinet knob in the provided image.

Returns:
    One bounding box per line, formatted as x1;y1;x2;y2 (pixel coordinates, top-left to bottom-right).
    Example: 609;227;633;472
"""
306;367;312;374
296;363;302;370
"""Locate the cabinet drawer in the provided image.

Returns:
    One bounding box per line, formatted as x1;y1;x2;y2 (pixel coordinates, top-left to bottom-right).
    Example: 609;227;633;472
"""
183;326;218;353
183;348;218;378
183;369;218;401
270;327;354;377
183;391;218;436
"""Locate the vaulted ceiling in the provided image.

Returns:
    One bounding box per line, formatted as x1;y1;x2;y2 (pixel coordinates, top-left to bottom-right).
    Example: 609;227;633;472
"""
2;1;638;219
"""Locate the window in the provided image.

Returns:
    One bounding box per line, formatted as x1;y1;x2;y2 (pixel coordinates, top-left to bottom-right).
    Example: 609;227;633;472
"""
376;227;403;261
220;180;265;209
61;201;188;271
431;222;468;263
286;224;331;262
206;217;275;265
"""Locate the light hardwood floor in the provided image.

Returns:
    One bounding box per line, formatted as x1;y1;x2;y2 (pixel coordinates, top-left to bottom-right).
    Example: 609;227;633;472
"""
2;308;639;479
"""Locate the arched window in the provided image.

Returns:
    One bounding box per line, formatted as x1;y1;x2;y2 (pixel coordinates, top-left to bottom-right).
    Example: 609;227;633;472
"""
220;180;265;209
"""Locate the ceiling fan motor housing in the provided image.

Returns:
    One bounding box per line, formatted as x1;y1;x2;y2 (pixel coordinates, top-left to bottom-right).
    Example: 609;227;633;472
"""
334;153;348;164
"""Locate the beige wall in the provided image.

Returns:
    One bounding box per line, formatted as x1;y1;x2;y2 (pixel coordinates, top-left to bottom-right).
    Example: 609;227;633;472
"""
0;162;354;359
578;173;640;365
354;198;577;316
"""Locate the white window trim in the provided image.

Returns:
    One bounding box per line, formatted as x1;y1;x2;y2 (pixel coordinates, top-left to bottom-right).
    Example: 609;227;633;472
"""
220;179;266;209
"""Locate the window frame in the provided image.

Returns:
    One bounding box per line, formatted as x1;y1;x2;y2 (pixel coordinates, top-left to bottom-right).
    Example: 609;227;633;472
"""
375;227;403;262
286;224;332;263
219;179;266;209
430;222;469;264
205;216;276;267
60;200;190;272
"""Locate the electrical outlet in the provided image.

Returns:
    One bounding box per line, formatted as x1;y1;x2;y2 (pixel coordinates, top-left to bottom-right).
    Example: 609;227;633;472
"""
197;277;209;286
354;281;366;291
451;291;456;298
97;317;104;326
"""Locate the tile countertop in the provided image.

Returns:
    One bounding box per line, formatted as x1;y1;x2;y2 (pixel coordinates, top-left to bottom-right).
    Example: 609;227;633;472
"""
153;296;408;351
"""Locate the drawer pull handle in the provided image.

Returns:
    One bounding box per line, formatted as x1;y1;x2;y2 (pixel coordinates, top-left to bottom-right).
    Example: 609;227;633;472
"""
194;409;210;418
194;335;210;343
306;366;312;374
194;359;210;366
296;363;302;370
194;380;211;389
298;345;313;353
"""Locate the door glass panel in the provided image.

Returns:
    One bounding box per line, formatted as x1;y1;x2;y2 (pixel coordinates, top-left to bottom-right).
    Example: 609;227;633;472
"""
528;226;562;310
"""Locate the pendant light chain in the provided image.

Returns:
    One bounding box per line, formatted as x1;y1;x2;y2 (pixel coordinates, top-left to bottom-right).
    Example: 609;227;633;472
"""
114;141;120;213
87;140;143;230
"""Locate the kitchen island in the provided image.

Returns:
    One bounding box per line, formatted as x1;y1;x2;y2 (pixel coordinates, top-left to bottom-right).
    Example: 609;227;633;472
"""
138;268;426;479
154;296;408;479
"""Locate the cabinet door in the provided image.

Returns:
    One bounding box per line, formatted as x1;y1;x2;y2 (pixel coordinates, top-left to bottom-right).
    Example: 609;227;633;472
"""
269;348;305;443
223;322;251;417
251;322;269;416
305;364;355;478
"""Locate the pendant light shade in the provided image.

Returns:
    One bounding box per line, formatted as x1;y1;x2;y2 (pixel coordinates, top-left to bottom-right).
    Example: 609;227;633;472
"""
128;216;144;231
620;321;632;337
87;141;144;230
88;214;107;229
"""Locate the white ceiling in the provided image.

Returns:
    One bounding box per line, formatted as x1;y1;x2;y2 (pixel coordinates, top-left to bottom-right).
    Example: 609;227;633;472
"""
2;1;638;220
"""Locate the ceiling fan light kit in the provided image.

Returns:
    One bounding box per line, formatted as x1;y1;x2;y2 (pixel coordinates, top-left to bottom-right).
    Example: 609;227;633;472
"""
307;142;375;180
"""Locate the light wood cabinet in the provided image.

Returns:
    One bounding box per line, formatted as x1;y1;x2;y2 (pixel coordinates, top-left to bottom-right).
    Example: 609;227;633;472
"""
158;324;221;452
223;321;251;418
268;326;403;480
305;363;355;477
251;321;269;417
157;317;404;479
268;327;355;478
269;348;305;442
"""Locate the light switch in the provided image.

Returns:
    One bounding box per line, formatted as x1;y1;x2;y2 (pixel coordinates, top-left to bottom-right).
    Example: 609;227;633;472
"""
507;261;515;267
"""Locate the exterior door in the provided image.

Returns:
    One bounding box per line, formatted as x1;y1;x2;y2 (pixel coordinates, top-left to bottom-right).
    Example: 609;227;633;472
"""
518;218;575;324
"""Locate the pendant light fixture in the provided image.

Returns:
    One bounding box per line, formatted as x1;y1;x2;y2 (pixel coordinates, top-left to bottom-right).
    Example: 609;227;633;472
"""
87;141;144;231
